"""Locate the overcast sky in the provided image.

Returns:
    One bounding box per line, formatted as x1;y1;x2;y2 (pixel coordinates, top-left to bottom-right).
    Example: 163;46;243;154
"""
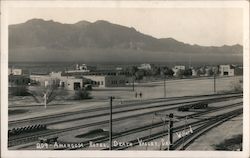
8;7;243;46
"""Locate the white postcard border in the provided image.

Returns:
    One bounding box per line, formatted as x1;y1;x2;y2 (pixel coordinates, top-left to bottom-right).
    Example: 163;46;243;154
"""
1;1;249;158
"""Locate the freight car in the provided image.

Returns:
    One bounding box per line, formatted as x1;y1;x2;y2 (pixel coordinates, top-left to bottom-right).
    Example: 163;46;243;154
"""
178;102;208;112
8;124;46;136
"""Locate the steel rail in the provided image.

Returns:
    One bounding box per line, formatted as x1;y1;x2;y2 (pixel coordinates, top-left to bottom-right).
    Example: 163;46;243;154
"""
9;100;242;148
9;93;242;126
104;108;243;150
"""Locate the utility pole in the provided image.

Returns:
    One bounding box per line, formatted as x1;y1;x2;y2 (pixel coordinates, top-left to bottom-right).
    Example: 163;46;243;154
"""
109;96;114;150
164;75;166;98
66;67;68;79
154;112;175;150
213;73;216;93
188;56;191;69
168;113;174;150
132;77;135;91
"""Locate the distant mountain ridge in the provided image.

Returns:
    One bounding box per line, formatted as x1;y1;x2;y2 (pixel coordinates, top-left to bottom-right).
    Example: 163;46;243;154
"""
9;19;243;63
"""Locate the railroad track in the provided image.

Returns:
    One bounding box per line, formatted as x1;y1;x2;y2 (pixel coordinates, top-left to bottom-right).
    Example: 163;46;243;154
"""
8;97;242;148
12;100;242;150
170;109;243;150
72;101;242;150
9;93;242;128
8;95;242;148
108;108;243;150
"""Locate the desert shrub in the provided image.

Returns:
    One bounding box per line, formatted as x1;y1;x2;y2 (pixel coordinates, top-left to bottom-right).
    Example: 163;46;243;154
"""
183;69;192;77
213;134;242;151
218;79;243;94
9;86;30;96
8;109;29;115
231;79;243;92
74;88;92;100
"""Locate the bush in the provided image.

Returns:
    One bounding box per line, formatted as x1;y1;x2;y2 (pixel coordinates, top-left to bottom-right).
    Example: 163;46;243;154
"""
9;86;30;96
74;89;92;100
231;80;243;92
183;69;192;76
213;134;242;151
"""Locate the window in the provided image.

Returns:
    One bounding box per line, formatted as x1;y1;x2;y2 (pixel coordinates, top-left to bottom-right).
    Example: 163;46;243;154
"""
60;81;65;87
101;81;103;85
74;82;81;90
223;72;229;76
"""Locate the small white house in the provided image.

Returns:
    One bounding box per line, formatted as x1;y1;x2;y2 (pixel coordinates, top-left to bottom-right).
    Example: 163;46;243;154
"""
138;64;152;70
30;72;84;91
219;65;235;76
172;65;186;76
8;68;23;75
191;69;198;76
83;75;127;88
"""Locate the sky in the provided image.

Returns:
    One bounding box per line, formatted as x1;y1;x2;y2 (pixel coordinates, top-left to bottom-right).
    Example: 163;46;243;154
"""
8;7;243;46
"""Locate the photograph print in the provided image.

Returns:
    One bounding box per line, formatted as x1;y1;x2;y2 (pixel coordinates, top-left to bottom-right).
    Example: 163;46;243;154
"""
1;1;249;157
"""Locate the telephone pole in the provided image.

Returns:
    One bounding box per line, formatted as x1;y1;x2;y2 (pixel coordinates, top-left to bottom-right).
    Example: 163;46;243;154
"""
133;77;135;91
109;96;114;150
214;73;216;93
168;113;174;150
154;112;174;150
164;75;166;98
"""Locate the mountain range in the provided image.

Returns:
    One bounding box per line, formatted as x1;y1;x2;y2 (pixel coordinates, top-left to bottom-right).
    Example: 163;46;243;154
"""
9;19;243;64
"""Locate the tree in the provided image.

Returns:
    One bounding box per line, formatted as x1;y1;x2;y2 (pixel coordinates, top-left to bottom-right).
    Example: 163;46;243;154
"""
144;69;153;76
206;68;214;76
151;66;161;76
9;75;30;96
135;69;145;80
161;67;174;77
126;66;139;91
29;79;67;108
160;66;173;98
196;69;202;76
213;66;220;76
183;69;192;77
9;86;30;96
200;67;206;75
126;66;138;76
175;69;185;78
